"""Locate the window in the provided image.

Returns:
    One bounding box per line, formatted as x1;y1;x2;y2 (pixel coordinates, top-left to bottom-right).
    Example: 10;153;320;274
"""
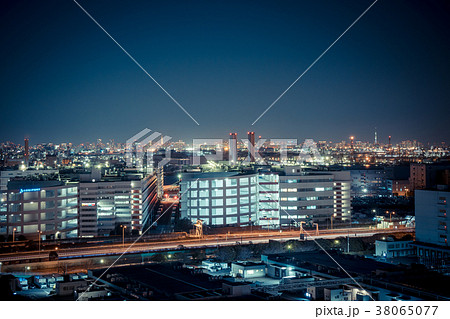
226;198;237;206
189;209;198;216
240;178;249;186
240;206;250;213
240;197;249;204
226;188;237;196
199;180;209;188
199;199;209;206
199;190;209;197
189;181;198;189
240;187;249;196
226;179;237;187
212;198;223;206
189;200;198;207
212;180;223;188
212;208;223;216
211;189;223;197
226;216;238;224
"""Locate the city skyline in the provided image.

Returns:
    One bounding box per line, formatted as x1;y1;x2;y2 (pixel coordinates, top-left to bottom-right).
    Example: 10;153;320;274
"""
1;0;450;145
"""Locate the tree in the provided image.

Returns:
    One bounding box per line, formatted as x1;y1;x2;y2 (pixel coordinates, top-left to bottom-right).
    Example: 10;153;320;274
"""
191;249;206;261
236;246;252;260
400;234;413;241
174;218;193;232
216;246;236;262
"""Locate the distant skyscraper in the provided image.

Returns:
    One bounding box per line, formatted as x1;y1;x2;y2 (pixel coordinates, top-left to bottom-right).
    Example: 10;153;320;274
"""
374;128;378;145
248;131;255;163
229;133;237;165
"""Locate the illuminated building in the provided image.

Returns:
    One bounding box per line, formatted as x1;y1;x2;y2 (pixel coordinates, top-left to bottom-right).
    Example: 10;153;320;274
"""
229;133;237;165
78;174;158;237
0;169;58;191
180;172;258;227
1;180;78;240
414;189;450;267
179;167;352;228
279;168;351;225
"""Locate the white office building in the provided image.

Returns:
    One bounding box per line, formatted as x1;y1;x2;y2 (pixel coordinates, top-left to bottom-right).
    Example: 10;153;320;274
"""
279;168;351;226
415;190;449;246
0;180;78;240
179;167;351;228
180;172;258;227
78;174;158;237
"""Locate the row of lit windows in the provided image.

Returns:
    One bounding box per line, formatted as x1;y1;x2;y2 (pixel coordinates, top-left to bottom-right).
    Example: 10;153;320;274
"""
188;176;257;189
189;187;257;198
280;178;332;183
280;205;333;210
188;197;257;207
280;196;332;201
280;187;333;192
188;206;257;216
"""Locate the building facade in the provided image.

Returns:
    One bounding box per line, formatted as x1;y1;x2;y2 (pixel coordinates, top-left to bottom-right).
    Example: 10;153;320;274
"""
180;172;258;227
375;239;414;258
414;189;450;268
78;174;158;237
279;168;351;226
1;169;58;191
179;167;352;228
0;180;78;240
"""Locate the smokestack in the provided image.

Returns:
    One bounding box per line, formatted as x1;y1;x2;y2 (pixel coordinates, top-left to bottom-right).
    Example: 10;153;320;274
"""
229;133;237;165
248;131;255;163
24;138;29;167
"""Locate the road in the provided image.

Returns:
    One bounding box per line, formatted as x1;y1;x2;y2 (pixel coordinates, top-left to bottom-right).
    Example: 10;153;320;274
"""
0;227;413;263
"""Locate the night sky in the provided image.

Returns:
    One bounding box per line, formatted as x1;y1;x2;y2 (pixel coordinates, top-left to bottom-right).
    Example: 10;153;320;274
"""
1;0;450;145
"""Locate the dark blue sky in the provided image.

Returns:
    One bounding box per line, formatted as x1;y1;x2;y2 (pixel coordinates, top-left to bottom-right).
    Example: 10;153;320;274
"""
1;0;449;145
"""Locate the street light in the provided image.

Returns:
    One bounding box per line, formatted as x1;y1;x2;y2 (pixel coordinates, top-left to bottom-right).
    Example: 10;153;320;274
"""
331;213;337;230
386;211;395;223
37;230;42;255
120;225;127;248
13;227;17;243
313;223;319;236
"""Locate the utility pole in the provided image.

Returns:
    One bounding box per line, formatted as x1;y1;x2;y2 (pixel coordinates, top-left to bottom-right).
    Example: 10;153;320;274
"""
347;230;350;253
37;230;42;255
120;225;127;248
